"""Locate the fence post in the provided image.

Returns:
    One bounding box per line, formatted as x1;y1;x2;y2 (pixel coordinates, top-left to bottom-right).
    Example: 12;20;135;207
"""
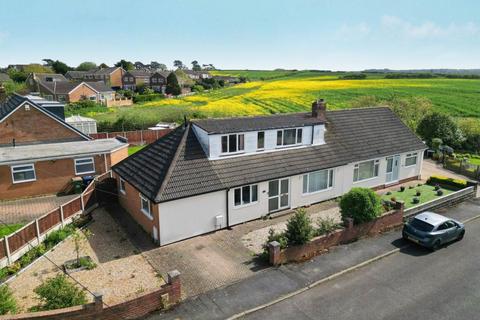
35;219;41;245
60;205;65;227
80;194;85;211
4;236;11;265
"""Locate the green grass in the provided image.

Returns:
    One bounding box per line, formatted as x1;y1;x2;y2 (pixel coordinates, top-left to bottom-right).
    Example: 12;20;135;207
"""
381;184;454;209
128;145;145;155
0;223;24;238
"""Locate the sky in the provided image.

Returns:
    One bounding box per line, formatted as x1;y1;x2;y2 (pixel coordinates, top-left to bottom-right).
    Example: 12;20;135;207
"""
1;0;479;70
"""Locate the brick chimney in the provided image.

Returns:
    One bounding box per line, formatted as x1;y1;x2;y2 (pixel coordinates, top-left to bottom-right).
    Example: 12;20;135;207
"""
311;99;327;121
0;85;7;104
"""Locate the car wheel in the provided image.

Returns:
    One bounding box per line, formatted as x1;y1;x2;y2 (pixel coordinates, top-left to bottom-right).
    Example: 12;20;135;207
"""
402;231;408;240
457;230;465;241
431;240;441;251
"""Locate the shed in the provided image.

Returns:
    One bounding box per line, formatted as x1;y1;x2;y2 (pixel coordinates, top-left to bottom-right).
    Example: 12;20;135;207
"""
65;115;97;134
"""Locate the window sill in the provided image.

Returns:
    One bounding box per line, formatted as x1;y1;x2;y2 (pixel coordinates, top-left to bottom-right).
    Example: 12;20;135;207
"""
75;170;96;176
275;143;302;149
233;201;259;209
301;187;333;197
353;176;379;184
12;179;37;184
404;164;417;168
219;151;245;157
141;209;154;221
119;189;126;195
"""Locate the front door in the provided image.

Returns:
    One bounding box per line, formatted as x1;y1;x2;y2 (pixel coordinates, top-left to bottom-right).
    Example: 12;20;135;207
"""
386;155;400;182
268;178;290;212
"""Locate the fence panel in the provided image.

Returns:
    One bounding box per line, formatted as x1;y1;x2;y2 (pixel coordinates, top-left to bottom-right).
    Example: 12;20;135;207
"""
0;239;5;259
7;223;36;253
62;198;82;219
90;129;171;145
38;209;62;233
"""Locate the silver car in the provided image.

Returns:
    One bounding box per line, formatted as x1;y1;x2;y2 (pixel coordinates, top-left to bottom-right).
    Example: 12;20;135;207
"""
402;211;465;251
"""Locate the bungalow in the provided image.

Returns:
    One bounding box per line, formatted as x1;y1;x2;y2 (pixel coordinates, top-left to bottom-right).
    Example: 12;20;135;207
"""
36;80;115;104
65;67;124;89
113;99;426;245
0;94;128;200
26;73;68;92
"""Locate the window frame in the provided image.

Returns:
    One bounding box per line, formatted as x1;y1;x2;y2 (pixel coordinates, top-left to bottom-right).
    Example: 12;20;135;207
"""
119;177;126;195
302;169;334;195
353;159;380;182
221;133;245;154
276;128;303;147
405;153;418;167
257;131;265;150
233;184;259;208
11;163;36;184
74;157;95;175
139;193;153;220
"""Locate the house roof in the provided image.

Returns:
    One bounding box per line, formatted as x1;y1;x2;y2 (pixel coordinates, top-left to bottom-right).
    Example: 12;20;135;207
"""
65;71;88;79
0;138;127;165
85;81;114;93
127;70;152;77
33;73;68;82
152;71;171;78
113;107;426;203
0;94;28;121
39;81;82;94
65;115;96;123
193;112;326;134
91;67;122;75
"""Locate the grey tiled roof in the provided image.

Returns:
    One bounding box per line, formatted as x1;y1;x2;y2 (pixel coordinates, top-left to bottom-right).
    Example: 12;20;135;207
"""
113;107;426;203
0;94;27;121
39;81;81;94
193;112;326;134
86;81;114;93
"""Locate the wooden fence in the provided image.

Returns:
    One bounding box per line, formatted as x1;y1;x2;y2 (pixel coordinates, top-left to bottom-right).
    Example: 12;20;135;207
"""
0;171;112;268
90;129;171;145
444;158;480;180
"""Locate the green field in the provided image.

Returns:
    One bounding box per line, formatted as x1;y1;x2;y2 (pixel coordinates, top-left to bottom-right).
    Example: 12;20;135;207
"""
68;70;480;130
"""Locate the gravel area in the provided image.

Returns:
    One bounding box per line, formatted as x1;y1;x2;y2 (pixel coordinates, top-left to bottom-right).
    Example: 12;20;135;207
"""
7;208;163;312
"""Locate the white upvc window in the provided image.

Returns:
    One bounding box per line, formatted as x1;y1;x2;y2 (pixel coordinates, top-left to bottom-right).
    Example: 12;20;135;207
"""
221;133;245;154
257;131;265;150
405;153;418;167
233;184;258;207
140;193;153;219
276;128;303;147
353;159;380;182
303;169;334;194
119;177;126;195
11;164;36;183
74;157;95;175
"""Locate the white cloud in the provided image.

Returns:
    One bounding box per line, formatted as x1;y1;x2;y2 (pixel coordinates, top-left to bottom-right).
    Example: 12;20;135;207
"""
337;22;371;38
381;15;479;39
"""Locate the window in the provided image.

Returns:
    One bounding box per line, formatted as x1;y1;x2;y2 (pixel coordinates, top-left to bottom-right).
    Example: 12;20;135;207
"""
11;164;36;183
276;128;303;146
74;157;95;175
353;160;380;182
57;95;66;102
233;184;258;207
140;193;152;219
257;131;265;149
303;169;334;194
221;134;245;154
119;178;126;194
405;153;418;167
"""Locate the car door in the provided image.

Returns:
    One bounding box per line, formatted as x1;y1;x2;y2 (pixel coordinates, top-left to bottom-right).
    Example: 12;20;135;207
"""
444;220;459;242
435;222;450;243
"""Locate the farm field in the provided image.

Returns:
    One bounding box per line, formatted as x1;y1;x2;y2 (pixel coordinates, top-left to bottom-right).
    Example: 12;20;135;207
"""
75;70;480;129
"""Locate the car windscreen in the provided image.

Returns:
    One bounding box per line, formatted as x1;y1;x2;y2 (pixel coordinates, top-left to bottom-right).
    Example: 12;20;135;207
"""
410;218;435;232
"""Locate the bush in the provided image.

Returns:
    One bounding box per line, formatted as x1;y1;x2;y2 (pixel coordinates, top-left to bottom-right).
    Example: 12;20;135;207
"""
32;274;87;311
434;184;441;191
412;197;420;204
316;217;340;236
417;183;423;187
399;186;405;192
340;188;383;225
44;226;75;249
133;93;164;103
416;190;422;196
390;196;397;202
191;84;205;92
262;228;287;253
409;185;414;189
427;175;468;189
437;189;444;196
385;191;392;195
0;285;17;315
285;209;314;246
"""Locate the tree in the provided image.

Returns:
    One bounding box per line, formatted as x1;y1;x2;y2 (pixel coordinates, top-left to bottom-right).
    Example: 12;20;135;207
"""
173;60;185;69
114;59;134;71
339;187;383;225
76;61;97;71
285;209;314;246
7;68;27;82
32;275;87;311
0;285;17;315
98;62;109;68
50;60;72;74
417;112;465;148
150;61;166;70
165;72;181;95
134;61;146;70
191;60;201;71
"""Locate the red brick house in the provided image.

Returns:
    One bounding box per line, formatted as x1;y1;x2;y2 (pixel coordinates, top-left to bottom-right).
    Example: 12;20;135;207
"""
65;67;125;89
36;80;115;104
0;94;128;200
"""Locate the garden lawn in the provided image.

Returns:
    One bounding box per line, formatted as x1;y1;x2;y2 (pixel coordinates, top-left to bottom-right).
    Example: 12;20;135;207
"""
0;223;24;237
381;184;454;209
128;145;145;155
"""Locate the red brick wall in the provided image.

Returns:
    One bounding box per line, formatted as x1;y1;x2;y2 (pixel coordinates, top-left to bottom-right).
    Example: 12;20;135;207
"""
68;84;98;103
90;129;171;146
109;68;124;88
115;172;159;240
0;105;85;145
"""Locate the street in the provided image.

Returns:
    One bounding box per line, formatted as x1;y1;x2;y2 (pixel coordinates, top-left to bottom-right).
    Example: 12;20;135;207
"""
243;218;480;320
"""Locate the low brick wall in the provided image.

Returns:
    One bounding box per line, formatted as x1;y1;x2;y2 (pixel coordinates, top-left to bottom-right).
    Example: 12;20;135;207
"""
269;203;404;265
0;270;181;320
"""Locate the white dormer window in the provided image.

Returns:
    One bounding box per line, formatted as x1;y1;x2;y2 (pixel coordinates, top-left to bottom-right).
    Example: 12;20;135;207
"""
221;134;245;154
257;131;265;150
277;128;302;147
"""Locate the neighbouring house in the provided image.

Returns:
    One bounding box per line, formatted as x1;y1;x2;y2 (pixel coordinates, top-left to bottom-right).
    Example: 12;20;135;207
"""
113;99;426;245
0;73;11;83
66;67;125;89
122;70;152;91
213;75;240;84
150;71;170;93
0;94;128;200
36;80;114;104
26;73;68;92
66;115;98;134
183;70;211;80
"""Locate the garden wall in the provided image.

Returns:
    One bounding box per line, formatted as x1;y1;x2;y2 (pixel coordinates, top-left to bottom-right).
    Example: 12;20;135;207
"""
0;270;181;320
0;172;112;269
90;129;171;145
269;203;404;265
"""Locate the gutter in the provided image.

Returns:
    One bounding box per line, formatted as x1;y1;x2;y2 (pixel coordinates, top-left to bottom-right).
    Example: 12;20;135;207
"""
226;188;231;229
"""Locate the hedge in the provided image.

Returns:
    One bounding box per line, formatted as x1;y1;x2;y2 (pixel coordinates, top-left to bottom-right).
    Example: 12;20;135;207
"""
426;175;468;189
133;93;164;103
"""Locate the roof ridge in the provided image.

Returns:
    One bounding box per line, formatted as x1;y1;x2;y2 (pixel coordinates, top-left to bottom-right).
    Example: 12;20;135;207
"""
155;123;190;202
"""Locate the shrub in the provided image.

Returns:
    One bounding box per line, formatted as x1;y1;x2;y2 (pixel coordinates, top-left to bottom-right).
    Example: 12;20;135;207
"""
385;191;392;195
285;209;314;246
417;183;423;187
408;185;414;189
32;275;87;311
340;187;383;225
437;189;444;196
44;226;74;249
133;93;164;103
412;197;420;204
390;196;397;202
434;184;441;191
427;175;468;189
262;228;287;253
0;285;17;315
400;186;406;192
316;217;340;236
416;190;422;196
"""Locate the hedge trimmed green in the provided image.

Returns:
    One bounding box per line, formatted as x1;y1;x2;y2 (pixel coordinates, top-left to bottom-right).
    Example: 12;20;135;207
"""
340;187;383;225
427;175;467;189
